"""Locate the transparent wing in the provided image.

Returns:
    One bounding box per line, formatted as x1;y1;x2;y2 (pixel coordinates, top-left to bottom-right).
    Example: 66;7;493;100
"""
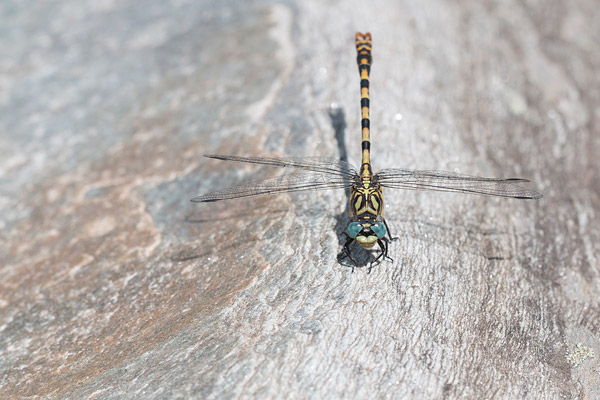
191;172;351;202
204;154;357;177
376;169;542;199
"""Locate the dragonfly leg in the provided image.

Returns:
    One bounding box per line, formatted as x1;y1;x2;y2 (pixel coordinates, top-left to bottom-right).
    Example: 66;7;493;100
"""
369;238;394;272
338;236;358;272
369;239;386;272
383;218;399;241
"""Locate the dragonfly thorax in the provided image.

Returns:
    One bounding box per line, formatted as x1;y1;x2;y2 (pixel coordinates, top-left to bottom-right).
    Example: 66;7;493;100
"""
349;180;384;220
348;180;386;248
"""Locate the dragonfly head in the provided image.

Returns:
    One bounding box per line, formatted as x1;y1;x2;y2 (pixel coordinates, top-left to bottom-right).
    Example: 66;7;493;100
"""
347;221;386;249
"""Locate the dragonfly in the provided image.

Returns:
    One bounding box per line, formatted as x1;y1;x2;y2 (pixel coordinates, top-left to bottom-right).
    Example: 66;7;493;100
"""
192;32;542;270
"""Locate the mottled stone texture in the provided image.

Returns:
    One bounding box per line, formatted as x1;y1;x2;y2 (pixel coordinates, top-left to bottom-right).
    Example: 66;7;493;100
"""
1;0;599;399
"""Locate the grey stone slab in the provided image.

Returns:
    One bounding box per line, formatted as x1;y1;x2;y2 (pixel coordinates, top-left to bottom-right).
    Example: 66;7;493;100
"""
1;0;599;399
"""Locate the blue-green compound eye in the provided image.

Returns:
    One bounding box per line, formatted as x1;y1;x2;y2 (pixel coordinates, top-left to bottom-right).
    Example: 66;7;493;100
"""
371;222;387;238
347;222;363;238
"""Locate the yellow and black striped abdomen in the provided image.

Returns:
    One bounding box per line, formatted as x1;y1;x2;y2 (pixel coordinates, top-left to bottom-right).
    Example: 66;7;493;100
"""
355;32;373;177
356;32;372;71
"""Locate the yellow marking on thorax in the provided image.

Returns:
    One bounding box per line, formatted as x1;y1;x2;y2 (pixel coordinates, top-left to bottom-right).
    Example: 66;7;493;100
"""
377;187;385;217
356;187;379;216
351;181;384;221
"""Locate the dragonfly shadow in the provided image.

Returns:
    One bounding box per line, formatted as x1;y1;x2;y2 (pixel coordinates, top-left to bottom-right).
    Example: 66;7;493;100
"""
328;105;381;271
329;106;349;167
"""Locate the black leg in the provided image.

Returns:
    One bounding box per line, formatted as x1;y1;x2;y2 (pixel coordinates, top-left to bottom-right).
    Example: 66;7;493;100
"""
383;218;399;241
380;238;394;263
367;238;392;272
371;238;395;271
338;236;358;272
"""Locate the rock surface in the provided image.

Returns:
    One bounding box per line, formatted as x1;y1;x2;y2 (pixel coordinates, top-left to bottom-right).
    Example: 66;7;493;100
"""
1;0;599;399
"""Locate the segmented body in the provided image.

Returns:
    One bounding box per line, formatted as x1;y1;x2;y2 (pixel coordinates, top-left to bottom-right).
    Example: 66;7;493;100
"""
349;33;388;252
